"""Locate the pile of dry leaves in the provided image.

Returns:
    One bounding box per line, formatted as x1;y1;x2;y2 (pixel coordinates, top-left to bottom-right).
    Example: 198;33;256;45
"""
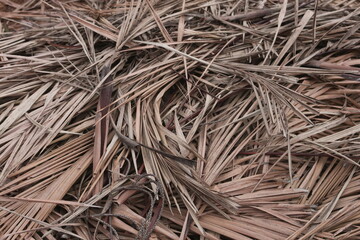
0;0;360;239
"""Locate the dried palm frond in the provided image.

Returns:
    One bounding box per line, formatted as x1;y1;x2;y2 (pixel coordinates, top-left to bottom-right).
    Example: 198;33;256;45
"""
1;0;360;239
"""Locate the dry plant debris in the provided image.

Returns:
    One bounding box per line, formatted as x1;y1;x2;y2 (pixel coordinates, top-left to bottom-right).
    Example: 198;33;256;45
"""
0;0;360;239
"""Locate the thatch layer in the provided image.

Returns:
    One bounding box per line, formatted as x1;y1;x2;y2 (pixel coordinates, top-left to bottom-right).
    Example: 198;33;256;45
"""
0;0;360;239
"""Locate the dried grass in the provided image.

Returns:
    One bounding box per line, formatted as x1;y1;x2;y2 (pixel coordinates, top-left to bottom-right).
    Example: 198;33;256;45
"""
0;0;360;239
